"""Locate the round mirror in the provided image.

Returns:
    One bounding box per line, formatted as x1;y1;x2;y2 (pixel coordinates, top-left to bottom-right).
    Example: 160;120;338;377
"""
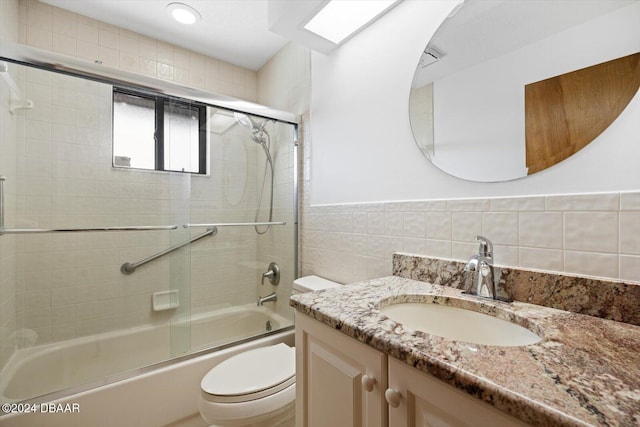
409;0;640;182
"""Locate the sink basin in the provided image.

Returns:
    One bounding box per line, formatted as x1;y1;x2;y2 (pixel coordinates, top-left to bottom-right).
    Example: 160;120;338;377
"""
380;302;542;347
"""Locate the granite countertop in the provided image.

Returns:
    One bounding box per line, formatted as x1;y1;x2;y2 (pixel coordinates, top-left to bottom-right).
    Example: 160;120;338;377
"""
290;276;640;427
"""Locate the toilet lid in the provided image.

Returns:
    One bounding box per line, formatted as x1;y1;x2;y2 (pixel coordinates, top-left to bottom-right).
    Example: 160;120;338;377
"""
201;343;295;403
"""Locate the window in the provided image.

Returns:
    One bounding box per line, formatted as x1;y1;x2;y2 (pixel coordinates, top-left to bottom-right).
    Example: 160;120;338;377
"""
112;88;207;174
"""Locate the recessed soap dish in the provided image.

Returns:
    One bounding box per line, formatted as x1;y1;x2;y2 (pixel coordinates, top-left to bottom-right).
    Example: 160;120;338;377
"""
152;290;179;311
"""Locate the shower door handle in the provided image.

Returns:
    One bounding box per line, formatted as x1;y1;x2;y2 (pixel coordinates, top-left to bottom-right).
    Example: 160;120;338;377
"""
261;262;280;285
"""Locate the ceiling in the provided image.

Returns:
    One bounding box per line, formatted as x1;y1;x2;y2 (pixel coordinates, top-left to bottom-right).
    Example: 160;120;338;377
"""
40;0;291;70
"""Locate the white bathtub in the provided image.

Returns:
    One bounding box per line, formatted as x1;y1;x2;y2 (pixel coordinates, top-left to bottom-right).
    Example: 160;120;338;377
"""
0;305;293;427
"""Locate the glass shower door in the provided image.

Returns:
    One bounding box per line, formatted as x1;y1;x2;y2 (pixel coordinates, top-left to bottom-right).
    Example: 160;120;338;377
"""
0;57;298;404
0;61;194;402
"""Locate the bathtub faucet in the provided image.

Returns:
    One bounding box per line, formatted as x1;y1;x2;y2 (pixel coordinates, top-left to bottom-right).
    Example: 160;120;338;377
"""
257;292;277;306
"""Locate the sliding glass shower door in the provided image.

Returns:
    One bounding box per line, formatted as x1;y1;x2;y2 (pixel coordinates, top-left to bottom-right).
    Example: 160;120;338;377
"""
0;58;297;403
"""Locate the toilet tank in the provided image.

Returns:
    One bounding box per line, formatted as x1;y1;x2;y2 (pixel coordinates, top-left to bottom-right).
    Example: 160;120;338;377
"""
292;275;341;295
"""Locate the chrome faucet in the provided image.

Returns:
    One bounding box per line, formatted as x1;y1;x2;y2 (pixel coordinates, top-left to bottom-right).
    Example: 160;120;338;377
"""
463;236;496;299
257;292;277;306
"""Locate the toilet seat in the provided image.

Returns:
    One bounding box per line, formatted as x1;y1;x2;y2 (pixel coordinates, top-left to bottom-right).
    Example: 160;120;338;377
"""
201;343;295;404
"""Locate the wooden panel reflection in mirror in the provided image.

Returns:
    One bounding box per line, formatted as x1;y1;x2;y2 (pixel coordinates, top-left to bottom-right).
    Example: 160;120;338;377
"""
525;52;640;175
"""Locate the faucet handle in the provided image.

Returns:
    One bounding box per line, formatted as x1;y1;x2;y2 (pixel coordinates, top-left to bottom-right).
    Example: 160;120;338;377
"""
261;262;280;285
475;235;493;258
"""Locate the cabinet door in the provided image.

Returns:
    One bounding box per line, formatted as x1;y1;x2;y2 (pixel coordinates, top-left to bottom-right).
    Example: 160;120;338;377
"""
296;313;388;427
387;358;530;427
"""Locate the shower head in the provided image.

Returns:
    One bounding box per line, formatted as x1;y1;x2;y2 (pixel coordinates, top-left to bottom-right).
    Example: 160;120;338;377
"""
234;112;269;144
234;112;256;130
234;112;267;133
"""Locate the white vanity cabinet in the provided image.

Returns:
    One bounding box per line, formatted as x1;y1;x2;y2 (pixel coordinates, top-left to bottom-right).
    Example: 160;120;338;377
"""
295;312;388;427
387;357;529;426
295;313;529;427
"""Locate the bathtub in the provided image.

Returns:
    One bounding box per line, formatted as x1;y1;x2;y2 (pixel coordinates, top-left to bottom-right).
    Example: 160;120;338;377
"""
0;304;294;427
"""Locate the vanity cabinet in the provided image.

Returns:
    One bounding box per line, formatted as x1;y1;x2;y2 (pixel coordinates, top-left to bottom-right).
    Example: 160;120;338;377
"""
387;357;529;426
295;312;388;427
295;313;529;427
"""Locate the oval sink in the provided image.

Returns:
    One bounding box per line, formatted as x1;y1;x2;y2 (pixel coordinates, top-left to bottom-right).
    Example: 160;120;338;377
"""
380;302;541;347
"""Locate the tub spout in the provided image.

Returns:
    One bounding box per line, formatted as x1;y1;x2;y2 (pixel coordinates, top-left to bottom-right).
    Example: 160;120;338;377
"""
257;292;277;306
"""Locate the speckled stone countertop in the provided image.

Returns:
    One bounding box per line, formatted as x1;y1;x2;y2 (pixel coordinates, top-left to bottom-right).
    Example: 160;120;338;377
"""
290;276;640;427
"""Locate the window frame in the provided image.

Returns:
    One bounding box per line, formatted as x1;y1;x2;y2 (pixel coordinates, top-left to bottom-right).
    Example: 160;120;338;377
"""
112;87;208;175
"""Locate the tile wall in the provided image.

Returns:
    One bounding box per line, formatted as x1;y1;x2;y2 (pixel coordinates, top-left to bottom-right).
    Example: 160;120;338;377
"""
299;191;640;286
0;0;20;370
17;0;258;101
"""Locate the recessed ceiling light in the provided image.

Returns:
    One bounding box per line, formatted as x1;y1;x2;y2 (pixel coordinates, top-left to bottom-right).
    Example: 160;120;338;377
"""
166;2;202;25
304;0;400;45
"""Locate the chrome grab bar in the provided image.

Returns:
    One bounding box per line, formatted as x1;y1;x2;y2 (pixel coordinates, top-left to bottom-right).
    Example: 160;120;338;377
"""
187;221;286;227
120;227;217;275
0;225;178;235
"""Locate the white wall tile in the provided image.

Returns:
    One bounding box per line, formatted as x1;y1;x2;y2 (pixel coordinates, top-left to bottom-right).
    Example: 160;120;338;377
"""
426;212;450;240
565;212;618;253
451;241;476;261
384;212;403;236
451;212;481;242
620;255;640;282
620;212;640;255
565;251;618;279
353;213;368;234
383;236;404;259
426;239;451;259
493;244;519;266
76;21;98;44
546;193;619;211
367;235;386;258
446;198;490;212
482;212;518;245
519;248;563;272
403;212;426;238
620;192;640;211
519;212;562;249
491;196;545;212
367;212;385;235
403;238;427;255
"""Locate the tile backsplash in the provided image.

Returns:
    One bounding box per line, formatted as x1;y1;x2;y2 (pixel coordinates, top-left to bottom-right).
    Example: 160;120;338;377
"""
300;191;640;285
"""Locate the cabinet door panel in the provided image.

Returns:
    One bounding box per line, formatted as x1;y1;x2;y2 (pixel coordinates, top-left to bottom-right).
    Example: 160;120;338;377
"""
388;358;529;427
308;341;360;425
296;313;387;427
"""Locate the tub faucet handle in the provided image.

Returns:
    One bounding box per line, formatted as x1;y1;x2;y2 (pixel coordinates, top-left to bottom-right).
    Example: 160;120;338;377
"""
261;262;280;285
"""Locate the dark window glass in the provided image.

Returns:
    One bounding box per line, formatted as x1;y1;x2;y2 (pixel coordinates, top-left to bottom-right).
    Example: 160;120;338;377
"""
113;88;207;174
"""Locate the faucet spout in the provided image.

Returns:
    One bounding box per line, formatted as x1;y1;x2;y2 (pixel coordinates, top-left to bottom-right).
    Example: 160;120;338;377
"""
464;236;496;299
257;292;277;306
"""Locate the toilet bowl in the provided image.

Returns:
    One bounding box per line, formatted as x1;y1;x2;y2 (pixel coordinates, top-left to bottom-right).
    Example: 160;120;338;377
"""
198;275;341;427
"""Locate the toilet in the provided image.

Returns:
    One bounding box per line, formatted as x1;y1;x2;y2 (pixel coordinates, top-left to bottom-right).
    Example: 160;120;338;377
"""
198;275;341;427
